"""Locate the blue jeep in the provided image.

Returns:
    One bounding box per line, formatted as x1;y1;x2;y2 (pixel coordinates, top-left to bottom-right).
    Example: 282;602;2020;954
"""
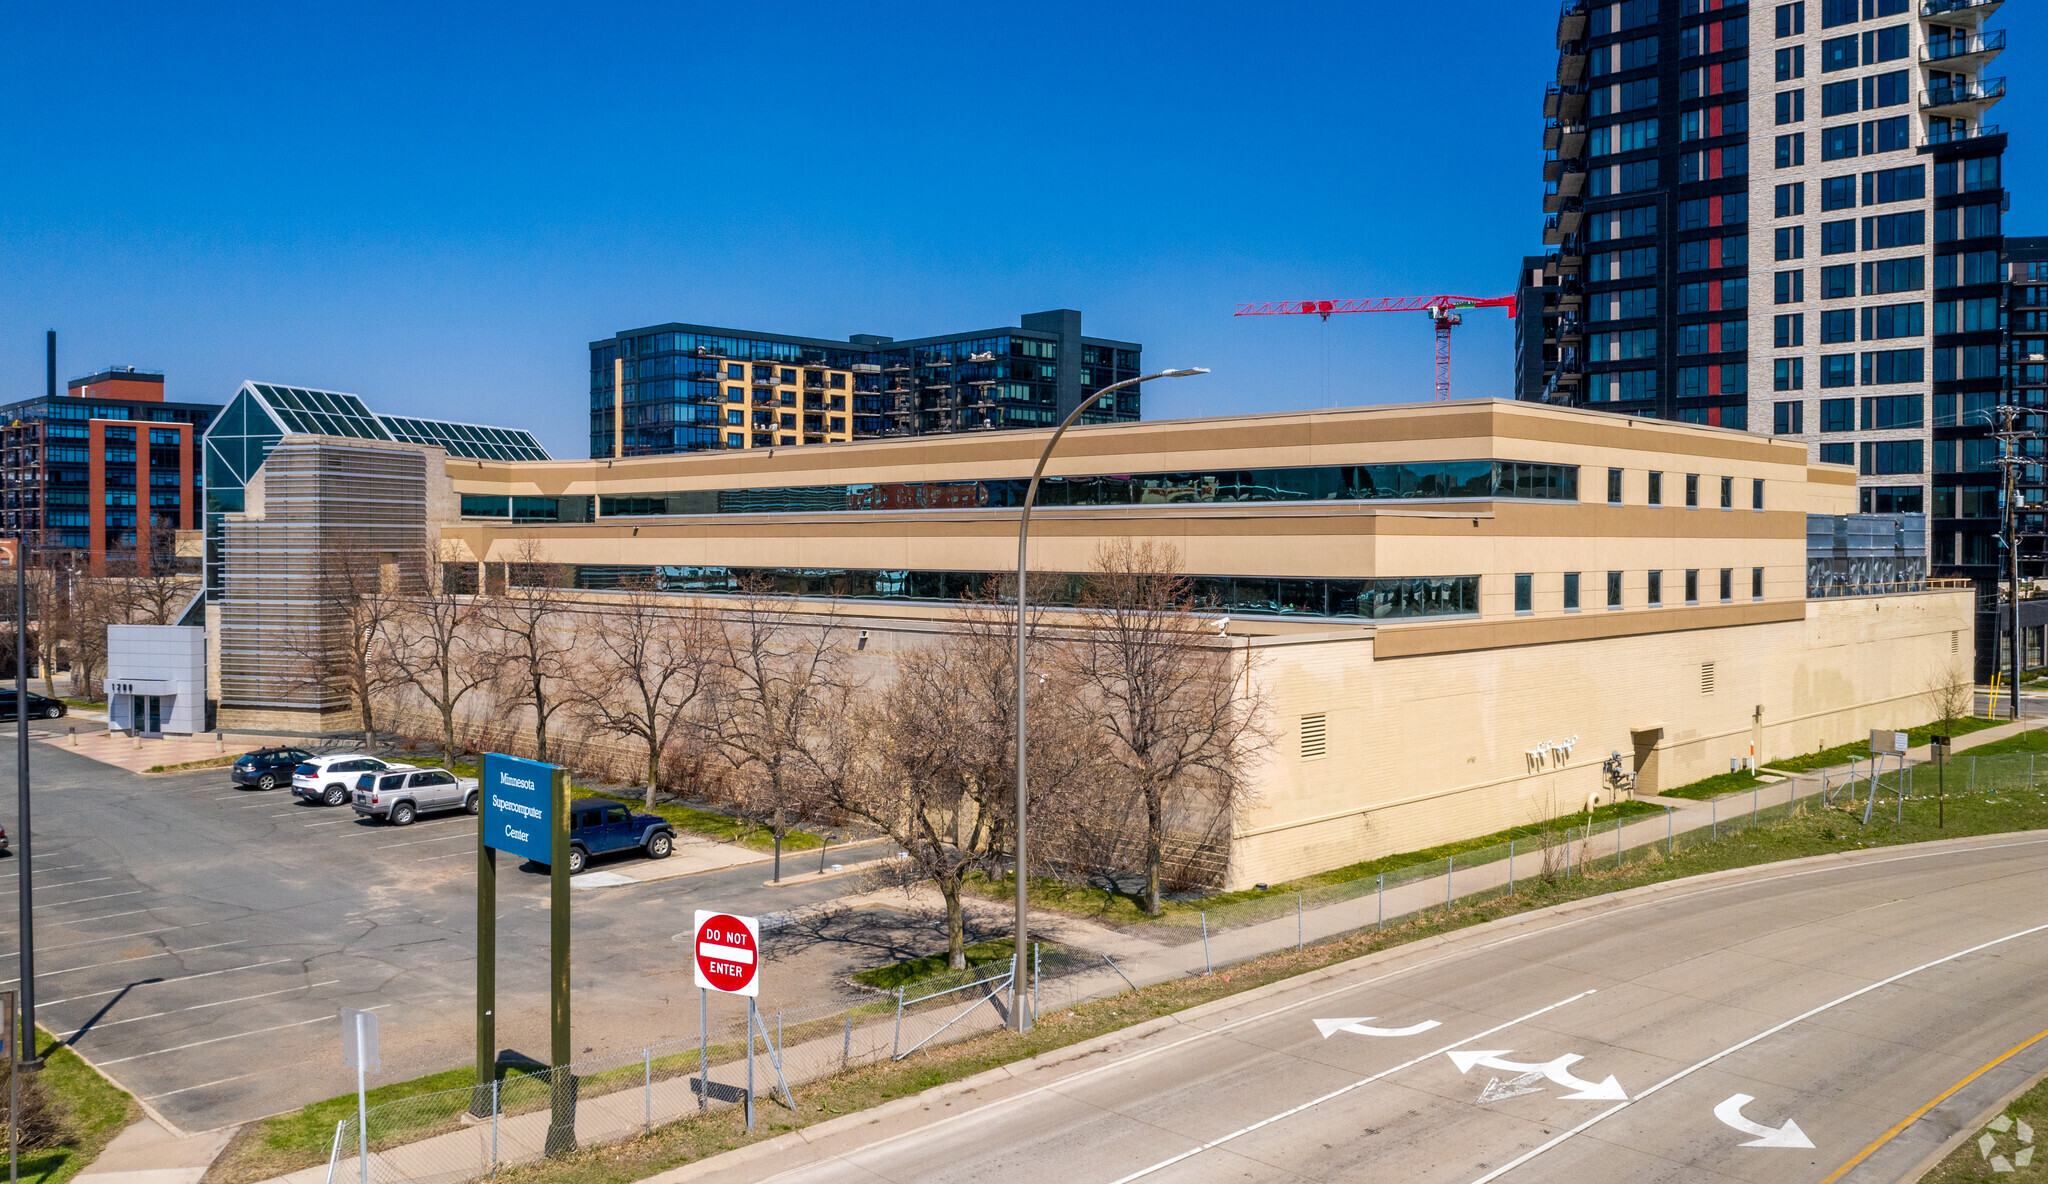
567;801;675;874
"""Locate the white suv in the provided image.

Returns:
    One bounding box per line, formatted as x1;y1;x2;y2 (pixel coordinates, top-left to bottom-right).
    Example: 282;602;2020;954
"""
293;755;411;808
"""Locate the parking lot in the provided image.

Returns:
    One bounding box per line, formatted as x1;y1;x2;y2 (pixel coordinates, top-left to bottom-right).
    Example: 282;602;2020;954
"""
0;729;902;1131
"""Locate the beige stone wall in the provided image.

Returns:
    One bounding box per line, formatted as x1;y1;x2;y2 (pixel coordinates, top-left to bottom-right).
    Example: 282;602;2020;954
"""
1227;586;1972;888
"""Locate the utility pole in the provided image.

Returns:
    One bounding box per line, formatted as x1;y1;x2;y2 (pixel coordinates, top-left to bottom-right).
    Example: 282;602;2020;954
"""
1994;403;2036;722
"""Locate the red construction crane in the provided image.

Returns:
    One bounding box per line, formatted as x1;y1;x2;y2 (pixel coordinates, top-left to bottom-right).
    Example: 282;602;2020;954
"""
1234;295;1518;401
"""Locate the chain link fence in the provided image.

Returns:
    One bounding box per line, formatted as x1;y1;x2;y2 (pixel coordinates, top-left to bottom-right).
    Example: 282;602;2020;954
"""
322;751;2035;1183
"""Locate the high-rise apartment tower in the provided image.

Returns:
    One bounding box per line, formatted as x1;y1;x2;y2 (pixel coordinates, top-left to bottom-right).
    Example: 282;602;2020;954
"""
1519;0;2009;543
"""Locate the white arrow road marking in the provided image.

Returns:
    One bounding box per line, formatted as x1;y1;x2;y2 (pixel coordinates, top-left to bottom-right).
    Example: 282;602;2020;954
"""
1314;1016;1443;1039
1105;989;1600;1184
1462;918;2048;1184
1477;1071;1548;1104
1447;1050;1628;1100
1713;1094;1814;1148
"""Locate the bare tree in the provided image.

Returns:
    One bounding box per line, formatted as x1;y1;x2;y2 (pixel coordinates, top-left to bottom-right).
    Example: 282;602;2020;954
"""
819;592;1085;969
278;534;407;749
31;569;69;697
573;580;721;808
389;543;491;771
1922;661;1975;731
65;578;122;700
106;523;199;625
1062;539;1270;916
482;543;581;764
708;588;853;882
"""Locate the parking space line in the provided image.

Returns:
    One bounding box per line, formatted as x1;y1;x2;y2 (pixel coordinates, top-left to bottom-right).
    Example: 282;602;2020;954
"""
0;940;247;986
301;819;353;827
40;958;298;1007
44;907;165;927
416;850;473;862
377;831;475;849
59;979;342;1042
0;924;196;957
36;891;143;909
98;1004;386;1065
143;1072;263;1100
0;876;115;895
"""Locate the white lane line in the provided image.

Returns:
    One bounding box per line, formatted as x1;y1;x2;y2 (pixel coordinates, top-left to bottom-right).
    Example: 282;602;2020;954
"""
752;836;2048;1184
416;850;472;862
1462;919;2048;1184
98;1004;387;1065
32;907;164;927
0;940;247;986
1110;991;1599;1184
39;959;299;1007
301;819;353;827
59;980;342;1041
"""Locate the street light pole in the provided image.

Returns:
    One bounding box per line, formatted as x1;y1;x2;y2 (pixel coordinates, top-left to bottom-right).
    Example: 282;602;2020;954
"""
1011;367;1207;1032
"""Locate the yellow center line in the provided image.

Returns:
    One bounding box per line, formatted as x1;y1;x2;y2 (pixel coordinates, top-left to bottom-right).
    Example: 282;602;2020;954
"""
1820;1024;2048;1184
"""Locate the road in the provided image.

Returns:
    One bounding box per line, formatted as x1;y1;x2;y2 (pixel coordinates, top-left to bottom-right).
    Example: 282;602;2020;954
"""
690;832;2048;1184
0;730;902;1131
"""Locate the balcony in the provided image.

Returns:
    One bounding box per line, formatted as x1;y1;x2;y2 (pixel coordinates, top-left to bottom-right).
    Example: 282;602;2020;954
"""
1543;82;1587;124
1556;0;1587;47
1925;28;2004;67
1924;121;2002;145
1543;121;1587;158
1921;0;2000;18
1557;41;1586;86
1923;76;2005;117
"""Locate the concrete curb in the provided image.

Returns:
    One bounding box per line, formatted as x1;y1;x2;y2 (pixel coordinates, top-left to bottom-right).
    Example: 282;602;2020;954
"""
639;828;2048;1184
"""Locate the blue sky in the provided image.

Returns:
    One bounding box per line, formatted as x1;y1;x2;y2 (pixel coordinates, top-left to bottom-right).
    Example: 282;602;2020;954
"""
3;2;2041;458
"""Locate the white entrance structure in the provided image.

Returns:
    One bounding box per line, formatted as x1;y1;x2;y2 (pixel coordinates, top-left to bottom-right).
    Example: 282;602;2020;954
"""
107;625;206;736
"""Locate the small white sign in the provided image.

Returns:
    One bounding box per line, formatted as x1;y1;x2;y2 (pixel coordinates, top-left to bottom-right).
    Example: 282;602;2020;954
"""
341;1008;379;1070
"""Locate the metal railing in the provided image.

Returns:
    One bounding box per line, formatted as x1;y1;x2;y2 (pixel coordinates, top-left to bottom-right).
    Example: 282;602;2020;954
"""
1925;29;2005;61
1924;77;2006;108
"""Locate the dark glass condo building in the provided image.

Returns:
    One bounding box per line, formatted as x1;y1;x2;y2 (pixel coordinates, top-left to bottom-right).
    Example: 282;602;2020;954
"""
587;309;1141;458
1518;0;2012;600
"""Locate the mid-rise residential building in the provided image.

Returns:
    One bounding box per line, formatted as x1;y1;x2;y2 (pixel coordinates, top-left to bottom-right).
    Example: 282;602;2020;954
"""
586;309;1141;458
0;366;220;573
1519;0;2009;636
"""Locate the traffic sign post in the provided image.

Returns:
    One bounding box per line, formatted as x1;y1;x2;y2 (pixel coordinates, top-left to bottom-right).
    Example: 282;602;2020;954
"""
473;754;575;1156
341;1009;378;1184
693;911;787;1131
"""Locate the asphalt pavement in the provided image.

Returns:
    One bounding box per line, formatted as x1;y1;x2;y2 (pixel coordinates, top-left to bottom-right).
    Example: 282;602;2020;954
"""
676;831;2048;1184
0;729;890;1131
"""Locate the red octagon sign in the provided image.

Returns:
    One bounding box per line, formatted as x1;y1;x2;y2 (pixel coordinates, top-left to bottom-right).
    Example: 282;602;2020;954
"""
693;911;760;997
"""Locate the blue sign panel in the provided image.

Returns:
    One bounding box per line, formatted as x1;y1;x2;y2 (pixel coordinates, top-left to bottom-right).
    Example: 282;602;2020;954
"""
482;753;557;864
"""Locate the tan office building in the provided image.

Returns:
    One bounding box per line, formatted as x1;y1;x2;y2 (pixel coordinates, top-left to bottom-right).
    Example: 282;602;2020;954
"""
218;399;1965;887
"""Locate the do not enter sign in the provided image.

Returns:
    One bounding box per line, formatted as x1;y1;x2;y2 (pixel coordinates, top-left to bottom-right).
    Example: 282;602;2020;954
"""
693;910;760;997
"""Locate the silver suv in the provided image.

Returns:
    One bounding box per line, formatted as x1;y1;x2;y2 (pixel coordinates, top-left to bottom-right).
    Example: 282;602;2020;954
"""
353;768;480;826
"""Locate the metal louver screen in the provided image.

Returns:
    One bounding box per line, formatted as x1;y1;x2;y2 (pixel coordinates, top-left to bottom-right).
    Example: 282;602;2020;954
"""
1701;662;1716;696
1300;713;1328;760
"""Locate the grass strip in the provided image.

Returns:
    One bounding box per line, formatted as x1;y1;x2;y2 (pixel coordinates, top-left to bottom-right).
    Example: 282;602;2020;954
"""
1767;716;2004;773
1659;768;1770;801
1919;1059;2048;1181
962;800;1664;925
144;755;240;774
850;939;1025;991
20;1026;142;1184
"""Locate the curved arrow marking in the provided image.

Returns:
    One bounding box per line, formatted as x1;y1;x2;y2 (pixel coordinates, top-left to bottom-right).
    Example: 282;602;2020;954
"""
1447;1050;1628;1100
1314;1017;1443;1040
1714;1094;1814;1148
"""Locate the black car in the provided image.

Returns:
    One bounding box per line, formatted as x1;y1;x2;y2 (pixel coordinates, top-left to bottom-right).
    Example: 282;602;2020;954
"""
0;692;66;722
232;747;314;790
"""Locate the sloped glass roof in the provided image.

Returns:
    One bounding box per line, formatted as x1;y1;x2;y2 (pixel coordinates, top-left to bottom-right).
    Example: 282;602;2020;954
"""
378;416;551;461
250;383;393;440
